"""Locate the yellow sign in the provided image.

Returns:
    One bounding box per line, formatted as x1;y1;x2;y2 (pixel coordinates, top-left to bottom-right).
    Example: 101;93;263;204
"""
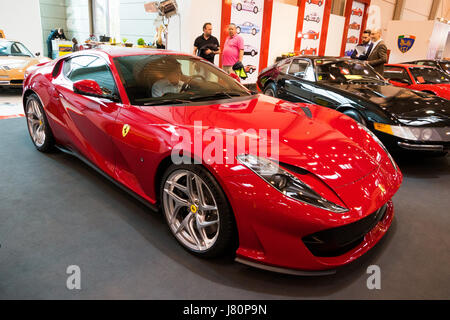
58;44;72;56
122;124;130;137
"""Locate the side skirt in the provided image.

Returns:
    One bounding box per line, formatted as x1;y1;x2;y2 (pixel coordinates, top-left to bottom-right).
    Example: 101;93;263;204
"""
55;145;159;213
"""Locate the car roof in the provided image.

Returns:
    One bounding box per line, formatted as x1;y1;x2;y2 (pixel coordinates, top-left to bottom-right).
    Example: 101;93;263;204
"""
287;56;353;61
91;46;192;58
386;63;434;69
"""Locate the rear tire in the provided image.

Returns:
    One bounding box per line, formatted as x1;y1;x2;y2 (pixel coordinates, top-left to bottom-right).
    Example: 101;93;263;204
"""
25;93;55;152
264;82;278;97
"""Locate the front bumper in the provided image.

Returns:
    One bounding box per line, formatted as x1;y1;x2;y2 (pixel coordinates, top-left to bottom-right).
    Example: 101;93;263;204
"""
215;156;402;272
397;141;449;152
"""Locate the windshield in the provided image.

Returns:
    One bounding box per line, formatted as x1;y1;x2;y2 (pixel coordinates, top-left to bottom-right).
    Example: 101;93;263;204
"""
0;41;33;57
438;61;450;73
315;59;385;83
410;67;450;84
114;54;251;105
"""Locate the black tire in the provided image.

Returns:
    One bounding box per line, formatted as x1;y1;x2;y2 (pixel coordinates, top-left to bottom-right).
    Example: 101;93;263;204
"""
342;109;367;126
236;3;242;11
253;6;258;14
25;93;55;152
160;164;237;258
305;16;310;21
251;50;256;56
317;17;320;23
236;27;241;34
264;82;278;97
252;28;256;35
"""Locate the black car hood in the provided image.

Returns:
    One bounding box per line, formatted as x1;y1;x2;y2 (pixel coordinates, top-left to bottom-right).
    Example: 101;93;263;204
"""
323;82;450;126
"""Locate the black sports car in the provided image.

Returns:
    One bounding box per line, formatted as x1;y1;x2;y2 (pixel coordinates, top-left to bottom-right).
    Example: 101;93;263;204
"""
402;59;450;75
257;56;450;154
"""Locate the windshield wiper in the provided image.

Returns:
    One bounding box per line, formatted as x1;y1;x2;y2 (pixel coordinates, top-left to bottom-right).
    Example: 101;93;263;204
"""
187;91;245;101
143;98;191;106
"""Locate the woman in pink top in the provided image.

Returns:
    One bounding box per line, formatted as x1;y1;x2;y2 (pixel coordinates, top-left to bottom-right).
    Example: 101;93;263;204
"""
222;24;244;74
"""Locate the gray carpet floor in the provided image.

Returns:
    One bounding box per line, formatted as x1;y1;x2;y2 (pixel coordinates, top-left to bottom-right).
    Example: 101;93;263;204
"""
0;116;449;299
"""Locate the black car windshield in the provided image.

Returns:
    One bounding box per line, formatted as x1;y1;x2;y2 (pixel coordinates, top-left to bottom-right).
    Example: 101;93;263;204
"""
410;67;450;84
0;41;33;57
114;54;251;105
438;61;450;73
315;59;384;83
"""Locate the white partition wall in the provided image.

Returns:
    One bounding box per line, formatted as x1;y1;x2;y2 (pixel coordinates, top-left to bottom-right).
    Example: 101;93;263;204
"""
267;1;298;66
167;0;222;64
324;14;345;56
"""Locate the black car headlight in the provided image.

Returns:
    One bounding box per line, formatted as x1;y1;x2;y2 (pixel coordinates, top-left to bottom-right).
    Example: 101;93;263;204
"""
373;123;442;141
236;154;348;213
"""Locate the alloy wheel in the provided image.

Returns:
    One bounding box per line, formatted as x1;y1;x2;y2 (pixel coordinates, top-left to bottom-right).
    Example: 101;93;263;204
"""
163;170;220;252
26;98;46;147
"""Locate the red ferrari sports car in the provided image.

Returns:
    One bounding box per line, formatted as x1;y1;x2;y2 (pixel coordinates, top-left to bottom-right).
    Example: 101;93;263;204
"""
384;64;450;100
300;47;317;55
347;36;358;44
23;47;402;274
301;30;320;40
351;8;363;16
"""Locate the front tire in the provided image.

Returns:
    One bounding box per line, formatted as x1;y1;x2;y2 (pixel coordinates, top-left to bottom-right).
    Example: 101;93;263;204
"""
25;93;55;152
161;164;237;258
236;27;241;34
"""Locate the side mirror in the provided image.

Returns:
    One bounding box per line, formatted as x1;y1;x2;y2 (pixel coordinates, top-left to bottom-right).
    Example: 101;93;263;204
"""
74;79;104;97
73;79;118;102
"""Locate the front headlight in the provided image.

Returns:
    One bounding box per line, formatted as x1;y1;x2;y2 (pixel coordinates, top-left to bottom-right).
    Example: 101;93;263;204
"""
373;123;440;141
236;154;348;213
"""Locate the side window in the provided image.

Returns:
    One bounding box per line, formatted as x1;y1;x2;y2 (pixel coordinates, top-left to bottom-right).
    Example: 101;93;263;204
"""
64;55;118;95
288;59;309;77
384;67;409;82
278;60;291;74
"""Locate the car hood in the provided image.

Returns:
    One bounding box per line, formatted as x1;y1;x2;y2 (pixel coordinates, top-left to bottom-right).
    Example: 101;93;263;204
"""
323;82;450;125
0;56;50;70
145;94;386;189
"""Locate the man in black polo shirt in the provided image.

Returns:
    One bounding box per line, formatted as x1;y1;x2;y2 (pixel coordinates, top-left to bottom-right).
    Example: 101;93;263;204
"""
193;23;220;64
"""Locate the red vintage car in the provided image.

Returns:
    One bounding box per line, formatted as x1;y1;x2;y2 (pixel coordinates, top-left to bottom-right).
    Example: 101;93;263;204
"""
349;22;361;30
347;36;358;44
307;0;323;6
301;30;320;40
384;64;450;100
351;8;363;16
300;47;317;55
22;47;402;274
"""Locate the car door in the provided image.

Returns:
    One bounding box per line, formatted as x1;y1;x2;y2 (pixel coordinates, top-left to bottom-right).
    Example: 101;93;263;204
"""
51;54;121;177
279;58;314;103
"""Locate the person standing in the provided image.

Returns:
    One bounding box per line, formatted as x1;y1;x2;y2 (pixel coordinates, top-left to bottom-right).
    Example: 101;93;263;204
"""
367;28;387;74
46;28;67;58
351;29;373;61
193;23;220;64
222;24;244;74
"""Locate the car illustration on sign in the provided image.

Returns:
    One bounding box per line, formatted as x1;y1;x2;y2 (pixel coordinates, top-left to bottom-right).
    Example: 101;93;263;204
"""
347;36;358;44
304;12;321;23
349;22;360;30
351;8;363;16
300;47;317;55
23;47;403;274
301;30;320;40
258;56;450;155
243;44;258;56
307;0;323;7
234;0;259;14
236;22;260;36
245;65;257;74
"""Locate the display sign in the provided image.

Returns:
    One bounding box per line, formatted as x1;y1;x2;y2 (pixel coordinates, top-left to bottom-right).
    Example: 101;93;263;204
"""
340;0;370;56
230;0;265;84
398;35;416;53
294;0;331;56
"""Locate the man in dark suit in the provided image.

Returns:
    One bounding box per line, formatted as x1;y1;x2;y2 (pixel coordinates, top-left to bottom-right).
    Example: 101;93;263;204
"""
351;29;373;60
367;28;388;75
